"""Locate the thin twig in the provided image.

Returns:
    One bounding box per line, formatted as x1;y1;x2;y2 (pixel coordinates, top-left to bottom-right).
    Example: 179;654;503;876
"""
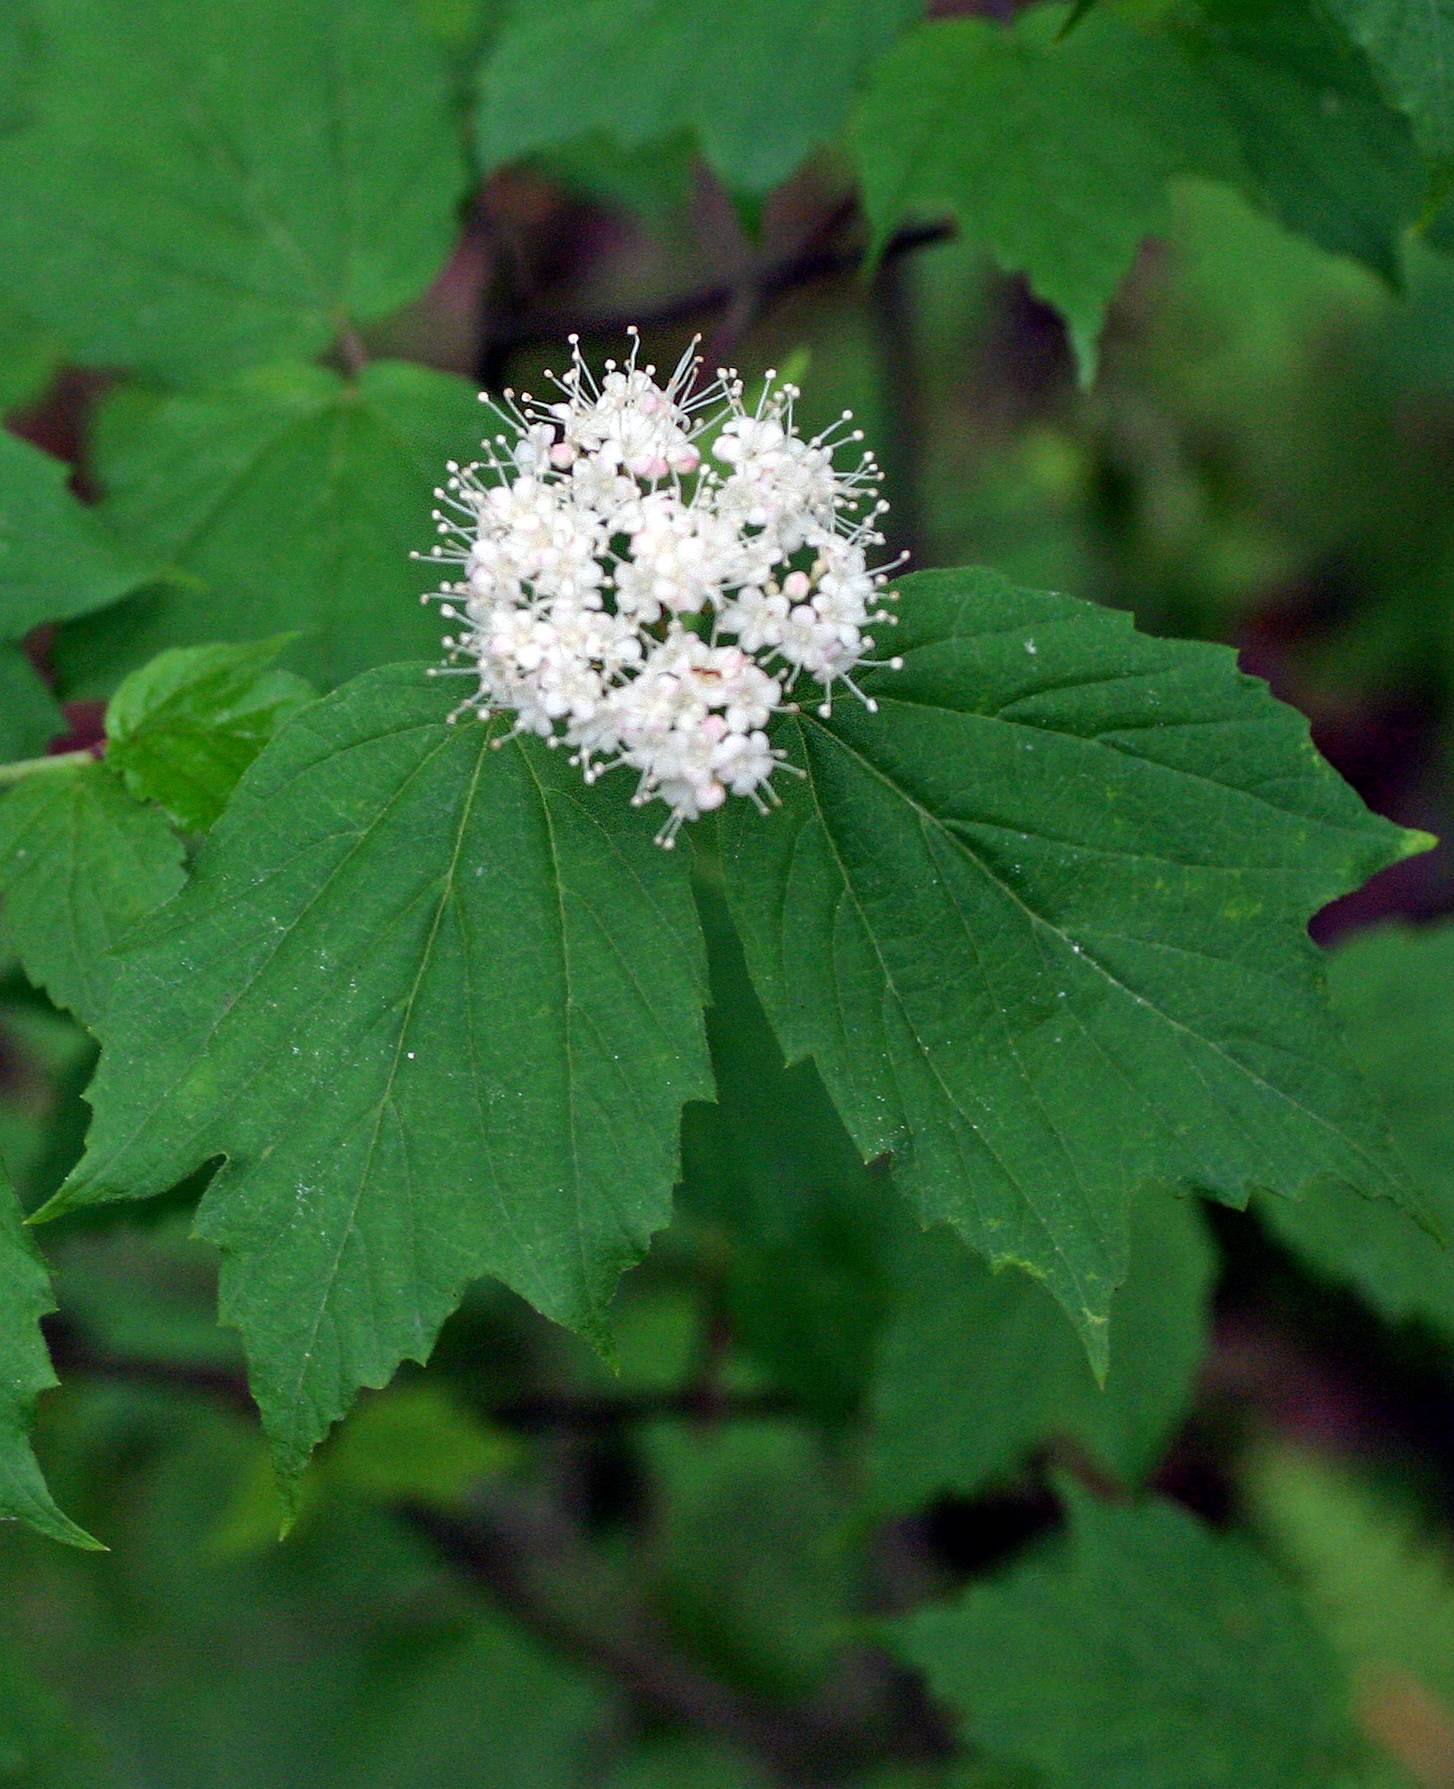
479;220;954;379
406;1490;887;1786
53;1332;954;1779
51;1333;800;1430
335;323;369;375
46;1332;257;1414
489;1385;799;1430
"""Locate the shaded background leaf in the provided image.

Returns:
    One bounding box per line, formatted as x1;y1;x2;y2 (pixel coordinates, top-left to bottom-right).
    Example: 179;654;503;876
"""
0;0;469;382
891;1487;1356;1789
62;363;484;692
479;0;923;195
870;1193;1214;1509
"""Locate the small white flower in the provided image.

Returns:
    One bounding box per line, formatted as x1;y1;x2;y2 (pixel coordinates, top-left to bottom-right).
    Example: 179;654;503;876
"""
418;330;905;844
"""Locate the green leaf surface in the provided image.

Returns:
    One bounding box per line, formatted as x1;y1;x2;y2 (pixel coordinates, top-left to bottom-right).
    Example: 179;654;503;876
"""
326;1384;516;1510
105;639;315;832
870;1193;1214;1508
1323;0;1454;176
0;0;468;384
606;1738;771;1789
0;431;148;642
0;649;61;760
0;295;61;419
478;0;922;194
0;1159;98;1549
1249;1445;1454;1707
1261;920;1454;1341
645;1422;854;1699
0;764;185;1027
50;664;710;1500
67;362;483;693
1181;0;1424;282
853;6;1241;376
0;2;40;138
336;1617;607;1789
540;131;697;230
892;1486;1355;1789
0;1648;121;1789
720;566;1420;1369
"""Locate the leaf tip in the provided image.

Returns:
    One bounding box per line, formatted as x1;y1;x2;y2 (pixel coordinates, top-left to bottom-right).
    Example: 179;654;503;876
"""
1082;1313;1111;1387
1396;827;1440;863
271;1468;307;1542
21;1506;107;1552
24;1187;74;1227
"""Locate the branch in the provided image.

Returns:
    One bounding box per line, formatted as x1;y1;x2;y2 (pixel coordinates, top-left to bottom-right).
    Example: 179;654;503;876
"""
490;1385;799;1430
49;1328;800;1430
52;1328;954;1780
46;1329;257;1414
478;220;954;381
406;1488;898;1787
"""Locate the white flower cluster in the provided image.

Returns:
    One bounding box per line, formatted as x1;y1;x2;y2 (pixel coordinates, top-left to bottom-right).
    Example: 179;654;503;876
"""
419;331;904;845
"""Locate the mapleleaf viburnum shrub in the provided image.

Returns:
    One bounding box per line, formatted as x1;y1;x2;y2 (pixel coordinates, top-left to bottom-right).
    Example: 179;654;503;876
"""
6;0;1454;1777
2;333;1429;1507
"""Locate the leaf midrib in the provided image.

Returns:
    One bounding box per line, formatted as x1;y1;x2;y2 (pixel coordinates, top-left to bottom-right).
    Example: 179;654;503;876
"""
277;727;492;1452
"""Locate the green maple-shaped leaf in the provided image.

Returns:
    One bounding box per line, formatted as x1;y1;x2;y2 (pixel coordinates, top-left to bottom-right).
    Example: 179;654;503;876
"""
105;638;315;832
44;665;710;1503
478;0;923;195
1180;0;1424;283
891;1486;1355;1789
1262;920;1454;1341
853;6;1242;377
1318;0;1454;177
0;764;185;1027
0;431;150;643
720;567;1426;1369
0;1159;99;1550
854;1;1422;378
0;0;468;383
60;363;484;692
869;1192;1214;1508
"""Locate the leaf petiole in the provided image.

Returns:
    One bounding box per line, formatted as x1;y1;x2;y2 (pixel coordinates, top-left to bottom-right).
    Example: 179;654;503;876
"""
0;748;98;788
